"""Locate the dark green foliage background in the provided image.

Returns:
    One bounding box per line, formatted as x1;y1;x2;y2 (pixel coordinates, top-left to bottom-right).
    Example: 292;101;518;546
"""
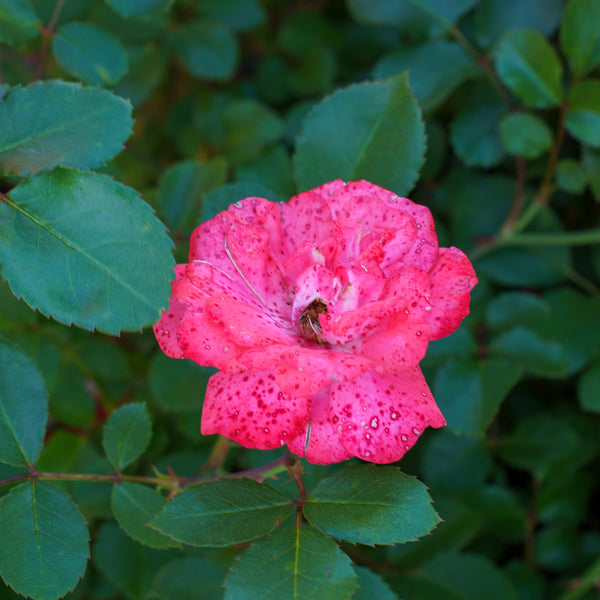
1;0;600;599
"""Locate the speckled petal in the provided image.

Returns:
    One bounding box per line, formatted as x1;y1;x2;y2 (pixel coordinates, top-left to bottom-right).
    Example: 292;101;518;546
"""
205;295;298;347
287;389;353;464
177;312;245;373
427;247;478;340
281;191;334;256
275;348;374;397
153;297;187;359
329;368;445;464
201;370;309;450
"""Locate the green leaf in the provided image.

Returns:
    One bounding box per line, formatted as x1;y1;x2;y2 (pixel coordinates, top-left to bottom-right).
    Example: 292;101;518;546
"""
0;81;133;175
304;464;439;545
578;361;600;413
294;73;425;195
555;158;587;194
105;0;172;17
198;0;265;31
485;291;550;331
353;567;399;600
433;358;522;435
560;0;600;76
0;0;40;44
582;146;600;198
565;79;600;147
219;99;284;165
421;431;492;494
150;478;294;546
114;44;167;107
52;22;128;87
149;353;215;413
494;29;563;108
450;104;506;167
0;168;175;334
474;0;563;48
499;112;553;158
112;483;180;549
419;551;518;600
103;403;152;470
235;144;296;199
157;159;227;231
373;40;476;112
94;522;172;600
0;481;89;600
167;21;238;81
530;288;600;375
150;557;228;600
0;342;47;467
490;326;568;378
498;416;581;479
224;527;357;600
347;0;476;29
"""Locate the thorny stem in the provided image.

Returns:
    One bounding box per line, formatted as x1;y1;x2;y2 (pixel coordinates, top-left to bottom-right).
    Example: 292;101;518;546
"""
0;453;292;491
36;0;66;79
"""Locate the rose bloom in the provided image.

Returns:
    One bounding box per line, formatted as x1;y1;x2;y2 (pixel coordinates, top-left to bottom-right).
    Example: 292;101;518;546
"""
154;180;477;464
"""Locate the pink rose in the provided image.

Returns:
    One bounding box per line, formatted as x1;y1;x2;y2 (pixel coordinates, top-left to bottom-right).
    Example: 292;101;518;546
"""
154;180;477;464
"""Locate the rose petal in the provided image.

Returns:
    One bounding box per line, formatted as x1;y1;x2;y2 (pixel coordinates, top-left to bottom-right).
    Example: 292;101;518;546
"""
287;389;353;464
201;370;309;450
428;247;478;339
153;297;187;359
274;348;374;397
205;295;298;347
281;191;334;256
177;312;245;373
329;368;445;464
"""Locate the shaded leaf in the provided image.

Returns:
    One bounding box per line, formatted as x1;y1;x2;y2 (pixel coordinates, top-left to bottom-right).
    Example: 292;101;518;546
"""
578;361;600;413
150;478;294;546
352;567;399;600
0;481;89;600
0;0;40;44
150;557;227;600
433;358;522;435
167;21;238;81
490;326;568;378
105;0;172;17
94;522;172;600
560;0;600;76
494;29;563;108
450;104;506;167
0;342;47;467
304;464;439;545
0;81;132;175
198;0;265;31
555;158;587;194
565;79;600;147
224;527;357;600
474;0;563;48
112;483;181;549
0;169;175;334
485;291;550;331
420;552;518;600
499;112;553;158
294;73;425;195
103;403;152;470
149;353;215;413
52;22;128;86
157;159;227;231
374;40;476;112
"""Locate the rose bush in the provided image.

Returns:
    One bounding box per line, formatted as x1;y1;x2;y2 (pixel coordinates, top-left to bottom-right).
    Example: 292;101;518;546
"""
154;180;477;464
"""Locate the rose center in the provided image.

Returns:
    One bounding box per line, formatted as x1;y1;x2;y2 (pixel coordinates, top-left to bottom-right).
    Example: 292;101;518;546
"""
298;299;328;343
